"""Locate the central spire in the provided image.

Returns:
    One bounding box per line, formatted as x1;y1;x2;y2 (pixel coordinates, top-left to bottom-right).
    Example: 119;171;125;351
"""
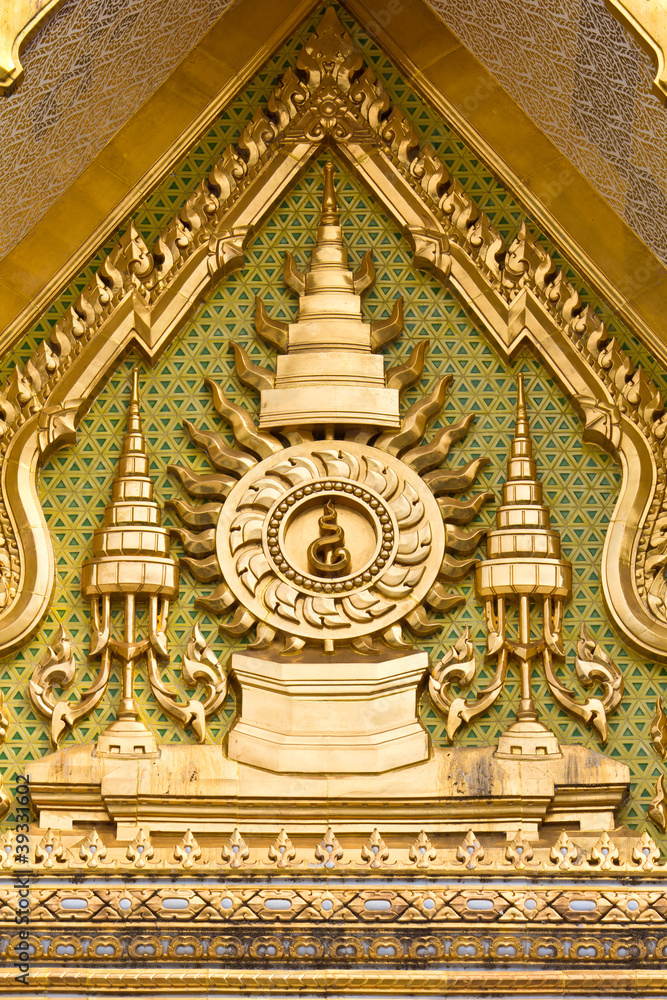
305;161;351;294
255;162;404;431
319;160;340;225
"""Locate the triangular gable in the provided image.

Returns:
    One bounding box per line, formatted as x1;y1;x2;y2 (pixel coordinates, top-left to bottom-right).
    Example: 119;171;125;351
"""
0;8;663;666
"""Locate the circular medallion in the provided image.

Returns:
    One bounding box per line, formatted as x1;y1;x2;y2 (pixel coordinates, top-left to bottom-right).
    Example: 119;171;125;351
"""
217;442;445;643
266;478;396;594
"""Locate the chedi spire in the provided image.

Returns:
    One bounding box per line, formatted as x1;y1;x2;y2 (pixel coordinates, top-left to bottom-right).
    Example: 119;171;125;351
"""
255;161;404;431
81;367;179;746
475;375;572;755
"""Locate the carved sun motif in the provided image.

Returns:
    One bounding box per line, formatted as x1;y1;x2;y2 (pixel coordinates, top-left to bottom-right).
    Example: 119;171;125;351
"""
169;366;491;655
218;442;443;648
168;160;492;654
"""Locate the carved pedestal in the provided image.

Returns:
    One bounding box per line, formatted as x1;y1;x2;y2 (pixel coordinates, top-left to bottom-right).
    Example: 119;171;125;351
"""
227;651;429;773
27;738;629;838
27;642;629;839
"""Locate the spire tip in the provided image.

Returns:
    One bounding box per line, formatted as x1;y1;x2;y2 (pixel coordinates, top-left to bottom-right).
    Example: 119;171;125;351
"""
517;371;525;402
125;367;143;441
321;161;338;225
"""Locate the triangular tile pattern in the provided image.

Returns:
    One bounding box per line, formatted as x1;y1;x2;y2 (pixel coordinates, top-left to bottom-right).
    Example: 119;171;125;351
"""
0;6;663;836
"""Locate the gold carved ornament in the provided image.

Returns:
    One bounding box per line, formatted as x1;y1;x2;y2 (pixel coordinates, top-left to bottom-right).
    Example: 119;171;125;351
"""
0;11;664;995
28;369;227;749
22;162;625;788
0;6;650;821
168;161;490;657
0;9;661;671
429;375;623;746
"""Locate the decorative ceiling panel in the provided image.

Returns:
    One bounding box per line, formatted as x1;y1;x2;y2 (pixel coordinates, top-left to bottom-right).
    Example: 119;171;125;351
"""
0;0;234;259
427;0;667;265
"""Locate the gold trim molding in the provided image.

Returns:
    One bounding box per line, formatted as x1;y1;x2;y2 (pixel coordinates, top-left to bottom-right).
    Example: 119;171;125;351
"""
0;0;66;94
6;823;667;993
604;0;667;102
4;969;666;995
15;825;667;873
0;9;664;670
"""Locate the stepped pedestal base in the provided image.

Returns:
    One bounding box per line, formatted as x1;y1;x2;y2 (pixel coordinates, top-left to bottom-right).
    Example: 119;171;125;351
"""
26;650;629;839
95;719;159;758
27;740;629;839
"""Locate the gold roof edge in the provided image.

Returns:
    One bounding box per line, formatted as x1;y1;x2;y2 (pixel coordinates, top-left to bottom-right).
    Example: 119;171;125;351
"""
0;0;664;371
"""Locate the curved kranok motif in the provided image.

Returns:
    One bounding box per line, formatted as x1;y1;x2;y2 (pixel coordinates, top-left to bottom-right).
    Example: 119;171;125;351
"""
170;162;492;654
429;377;623;745
0;5;663;668
29;370;227;746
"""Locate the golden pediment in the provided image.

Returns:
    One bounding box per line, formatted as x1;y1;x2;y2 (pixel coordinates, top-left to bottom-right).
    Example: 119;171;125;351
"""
1;6;667;995
0;10;662;665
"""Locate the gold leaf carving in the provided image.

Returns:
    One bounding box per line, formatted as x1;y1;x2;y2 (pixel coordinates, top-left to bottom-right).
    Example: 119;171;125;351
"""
0;5;663;669
173;829;203;870
180;622;228;722
455;830;485;870
268;829;297;869
505;831;535;870
428;627;503;742
35;829;66;869
631;830;661;870
28;626;81;747
315;828;344;869
408;831;437;869
590;831;620;870
125;829;154;869
648;775;667;834
651;696;667;758
222;828;251;869
544;625;624;742
549;832;580;871
360;829;391;869
78;829;108;869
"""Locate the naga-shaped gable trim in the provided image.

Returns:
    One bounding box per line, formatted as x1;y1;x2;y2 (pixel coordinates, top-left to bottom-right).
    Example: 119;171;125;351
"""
0;8;665;663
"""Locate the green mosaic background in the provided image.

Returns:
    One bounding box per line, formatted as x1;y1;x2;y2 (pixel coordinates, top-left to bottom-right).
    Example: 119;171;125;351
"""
0;3;665;838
